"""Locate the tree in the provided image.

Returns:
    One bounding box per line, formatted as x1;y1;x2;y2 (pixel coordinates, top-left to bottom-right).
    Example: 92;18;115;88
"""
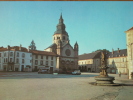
93;49;110;53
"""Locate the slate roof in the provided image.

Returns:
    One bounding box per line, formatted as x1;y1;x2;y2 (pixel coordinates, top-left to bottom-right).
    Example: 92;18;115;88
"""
79;51;101;60
45;43;57;50
30;50;57;56
107;49;127;58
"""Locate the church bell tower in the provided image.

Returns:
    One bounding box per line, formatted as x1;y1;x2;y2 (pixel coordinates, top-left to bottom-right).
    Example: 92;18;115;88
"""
53;13;69;46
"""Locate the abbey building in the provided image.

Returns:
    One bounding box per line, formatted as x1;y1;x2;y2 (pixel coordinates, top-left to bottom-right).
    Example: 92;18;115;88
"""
44;14;79;72
0;14;78;73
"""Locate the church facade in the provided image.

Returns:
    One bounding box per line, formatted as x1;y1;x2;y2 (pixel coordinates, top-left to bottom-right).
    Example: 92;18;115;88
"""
44;14;79;72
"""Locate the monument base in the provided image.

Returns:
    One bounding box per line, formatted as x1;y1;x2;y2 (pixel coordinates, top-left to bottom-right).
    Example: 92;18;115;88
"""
90;75;120;86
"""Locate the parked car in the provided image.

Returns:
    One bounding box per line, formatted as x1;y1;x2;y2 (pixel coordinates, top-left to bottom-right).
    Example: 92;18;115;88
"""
38;69;48;74
66;70;73;74
72;70;81;75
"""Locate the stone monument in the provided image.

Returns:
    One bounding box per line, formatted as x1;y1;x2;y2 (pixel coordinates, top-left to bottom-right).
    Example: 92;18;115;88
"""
92;52;119;86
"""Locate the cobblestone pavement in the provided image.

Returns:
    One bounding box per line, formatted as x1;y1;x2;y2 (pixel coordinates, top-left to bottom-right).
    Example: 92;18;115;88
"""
0;72;133;100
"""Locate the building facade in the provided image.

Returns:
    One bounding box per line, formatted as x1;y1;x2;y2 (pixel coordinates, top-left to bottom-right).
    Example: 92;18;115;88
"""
107;49;128;74
44;14;79;72
125;27;133;79
0;45;32;72
78;49;128;74
30;50;57;73
78;51;101;72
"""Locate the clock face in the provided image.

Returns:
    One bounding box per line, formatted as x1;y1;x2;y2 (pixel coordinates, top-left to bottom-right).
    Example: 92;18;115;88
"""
65;49;71;56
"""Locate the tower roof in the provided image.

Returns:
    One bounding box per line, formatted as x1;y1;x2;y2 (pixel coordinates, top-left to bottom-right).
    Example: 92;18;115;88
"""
54;14;68;35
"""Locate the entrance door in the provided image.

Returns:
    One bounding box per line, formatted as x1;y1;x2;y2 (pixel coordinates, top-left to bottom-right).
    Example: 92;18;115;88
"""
88;68;91;72
15;68;18;71
50;67;53;73
21;65;24;72
35;66;38;72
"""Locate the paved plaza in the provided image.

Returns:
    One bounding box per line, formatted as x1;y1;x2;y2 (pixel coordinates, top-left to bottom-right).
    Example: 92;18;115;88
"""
0;72;133;100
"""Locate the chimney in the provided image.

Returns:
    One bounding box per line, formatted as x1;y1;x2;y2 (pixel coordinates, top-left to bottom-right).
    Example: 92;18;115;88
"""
28;46;30;52
112;48;114;54
19;44;22;51
7;45;10;50
118;48;120;53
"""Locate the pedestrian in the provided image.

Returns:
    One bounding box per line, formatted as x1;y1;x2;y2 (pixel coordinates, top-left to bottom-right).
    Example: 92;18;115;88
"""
119;71;121;77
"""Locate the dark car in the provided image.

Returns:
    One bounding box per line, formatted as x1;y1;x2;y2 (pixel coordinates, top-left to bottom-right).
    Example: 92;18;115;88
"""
38;69;48;74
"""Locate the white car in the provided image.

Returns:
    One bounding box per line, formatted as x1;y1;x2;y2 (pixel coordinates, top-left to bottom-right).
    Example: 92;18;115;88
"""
72;70;81;75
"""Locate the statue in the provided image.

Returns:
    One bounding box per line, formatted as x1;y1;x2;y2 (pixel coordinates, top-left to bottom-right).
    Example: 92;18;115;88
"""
99;52;108;77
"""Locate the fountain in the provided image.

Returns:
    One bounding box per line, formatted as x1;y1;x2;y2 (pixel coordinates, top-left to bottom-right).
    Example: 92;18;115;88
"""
91;52;120;86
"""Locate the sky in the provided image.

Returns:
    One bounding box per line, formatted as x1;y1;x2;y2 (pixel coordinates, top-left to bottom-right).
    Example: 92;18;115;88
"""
0;1;133;55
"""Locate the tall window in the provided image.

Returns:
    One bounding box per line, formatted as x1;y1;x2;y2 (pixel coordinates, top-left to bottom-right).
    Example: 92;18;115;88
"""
0;53;1;57
46;56;48;60
35;60;38;65
40;61;43;65
22;53;25;57
41;55;43;59
4;52;6;57
35;55;38;59
6;58;8;62
17;52;19;57
51;61;53;66
22;59;24;63
46;61;48;66
51;56;53;60
10;52;13;56
16;58;19;63
10;58;12;62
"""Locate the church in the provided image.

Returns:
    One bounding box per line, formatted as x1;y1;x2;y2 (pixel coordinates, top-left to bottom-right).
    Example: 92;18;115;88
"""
44;14;79;72
0;14;78;73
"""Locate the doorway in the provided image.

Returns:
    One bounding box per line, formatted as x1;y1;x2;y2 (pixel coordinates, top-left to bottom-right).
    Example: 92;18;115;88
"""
21;65;24;72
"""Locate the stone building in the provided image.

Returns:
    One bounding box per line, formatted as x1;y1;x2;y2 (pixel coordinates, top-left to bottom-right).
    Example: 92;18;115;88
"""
29;50;57;73
106;49;128;74
78;51;101;72
0;45;32;72
44;14;79;72
125;27;133;79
